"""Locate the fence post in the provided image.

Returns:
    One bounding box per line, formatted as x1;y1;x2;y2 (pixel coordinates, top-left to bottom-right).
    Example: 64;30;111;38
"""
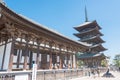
43;72;45;80
64;70;65;80
70;70;72;79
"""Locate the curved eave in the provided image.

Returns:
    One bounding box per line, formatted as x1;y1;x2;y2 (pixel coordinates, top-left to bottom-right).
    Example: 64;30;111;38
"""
74;28;103;38
0;3;88;50
74;20;101;32
80;36;105;44
78;53;106;59
91;44;107;52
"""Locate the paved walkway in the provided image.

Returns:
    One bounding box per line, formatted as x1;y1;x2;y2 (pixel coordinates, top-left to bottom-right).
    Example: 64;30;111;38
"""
70;71;120;80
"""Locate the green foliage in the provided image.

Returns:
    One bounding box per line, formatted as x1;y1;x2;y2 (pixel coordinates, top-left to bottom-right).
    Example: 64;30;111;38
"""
76;52;84;68
101;59;108;67
77;60;84;68
113;54;120;67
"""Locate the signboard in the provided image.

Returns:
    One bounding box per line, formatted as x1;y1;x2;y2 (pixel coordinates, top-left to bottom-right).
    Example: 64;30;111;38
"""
32;64;37;80
15;74;28;80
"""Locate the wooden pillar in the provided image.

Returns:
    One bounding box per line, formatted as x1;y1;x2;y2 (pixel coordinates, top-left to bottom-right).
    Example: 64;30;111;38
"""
99;59;101;67
66;49;71;69
67;54;71;69
75;54;77;68
16;36;22;68
23;51;28;70
56;52;59;69
16;49;20;68
41;52;47;69
69;54;72;69
66;49;68;68
75;50;78;69
1;37;8;70
59;45;63;69
5;22;16;71
55;44;58;69
59;54;63;69
23;35;29;70
29;51;33;69
71;48;76;68
0;33;1;44
71;54;74;69
66;47;70;68
36;53;39;69
49;54;52;69
36;38;42;69
8;37;15;71
49;45;52;69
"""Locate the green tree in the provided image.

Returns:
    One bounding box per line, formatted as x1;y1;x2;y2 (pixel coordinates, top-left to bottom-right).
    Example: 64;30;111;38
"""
101;59;108;67
76;52;84;68
77;60;84;68
113;54;120;67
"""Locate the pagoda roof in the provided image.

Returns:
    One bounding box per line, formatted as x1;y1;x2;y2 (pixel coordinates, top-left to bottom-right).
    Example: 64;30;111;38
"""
74;27;103;38
78;53;106;59
0;3;90;49
90;44;107;52
74;20;101;32
80;35;105;44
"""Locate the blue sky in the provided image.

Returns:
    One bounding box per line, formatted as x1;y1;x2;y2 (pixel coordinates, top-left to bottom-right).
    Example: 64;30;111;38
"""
3;0;120;62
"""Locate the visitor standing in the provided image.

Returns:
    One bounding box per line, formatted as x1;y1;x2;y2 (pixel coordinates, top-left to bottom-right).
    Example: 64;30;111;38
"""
97;68;100;77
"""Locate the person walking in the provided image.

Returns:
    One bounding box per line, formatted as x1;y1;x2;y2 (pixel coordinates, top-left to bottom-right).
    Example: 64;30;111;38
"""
97;68;100;77
91;69;96;78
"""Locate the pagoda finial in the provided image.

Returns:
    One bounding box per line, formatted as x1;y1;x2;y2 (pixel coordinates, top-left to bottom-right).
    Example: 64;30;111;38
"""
85;5;88;22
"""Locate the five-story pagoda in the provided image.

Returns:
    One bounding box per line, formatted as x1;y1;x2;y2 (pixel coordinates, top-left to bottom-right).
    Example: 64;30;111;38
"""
74;8;106;67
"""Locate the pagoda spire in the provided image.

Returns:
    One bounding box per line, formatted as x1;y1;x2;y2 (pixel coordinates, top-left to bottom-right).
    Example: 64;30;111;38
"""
85;5;88;22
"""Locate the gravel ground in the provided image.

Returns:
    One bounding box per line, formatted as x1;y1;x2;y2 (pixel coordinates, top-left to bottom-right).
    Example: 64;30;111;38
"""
70;71;120;80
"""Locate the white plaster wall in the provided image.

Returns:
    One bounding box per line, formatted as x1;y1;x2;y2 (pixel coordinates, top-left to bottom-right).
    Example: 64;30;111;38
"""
13;52;18;69
19;50;22;63
13;65;17;69
73;55;76;68
13;50;19;63
19;65;23;69
33;53;37;62
0;45;5;69
3;42;12;70
13;56;17;63
39;54;41;62
21;56;24;63
70;55;72;67
47;55;49;62
27;65;29;69
27;56;29;63
57;56;59;62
